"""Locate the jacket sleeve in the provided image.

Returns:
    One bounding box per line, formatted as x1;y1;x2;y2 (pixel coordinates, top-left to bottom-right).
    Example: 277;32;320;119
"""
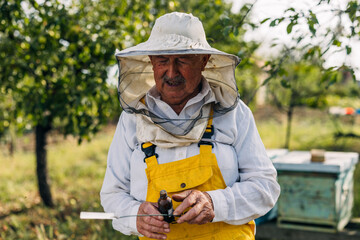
100;113;142;236
207;101;280;224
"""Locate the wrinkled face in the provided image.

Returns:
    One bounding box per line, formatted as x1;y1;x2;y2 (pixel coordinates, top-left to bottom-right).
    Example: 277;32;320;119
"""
149;54;210;110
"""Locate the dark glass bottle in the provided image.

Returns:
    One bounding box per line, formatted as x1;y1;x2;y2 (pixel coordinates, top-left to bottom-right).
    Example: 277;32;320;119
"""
158;190;175;223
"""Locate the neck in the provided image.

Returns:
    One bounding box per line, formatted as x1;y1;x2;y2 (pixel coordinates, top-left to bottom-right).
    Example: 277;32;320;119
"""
170;102;187;115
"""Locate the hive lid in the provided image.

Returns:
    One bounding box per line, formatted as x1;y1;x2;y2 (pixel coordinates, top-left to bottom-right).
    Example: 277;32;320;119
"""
266;149;289;160
273;151;359;173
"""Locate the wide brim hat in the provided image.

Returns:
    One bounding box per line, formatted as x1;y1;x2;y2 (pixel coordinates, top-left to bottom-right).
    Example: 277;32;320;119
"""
115;12;240;118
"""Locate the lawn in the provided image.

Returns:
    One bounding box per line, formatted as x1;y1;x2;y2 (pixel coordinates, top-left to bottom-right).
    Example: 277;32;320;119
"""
0;106;359;239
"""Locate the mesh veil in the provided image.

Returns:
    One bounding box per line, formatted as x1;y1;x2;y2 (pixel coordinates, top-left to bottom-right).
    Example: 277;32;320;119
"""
116;53;240;136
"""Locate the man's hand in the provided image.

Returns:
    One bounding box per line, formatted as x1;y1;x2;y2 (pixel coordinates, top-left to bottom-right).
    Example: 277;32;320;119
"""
172;190;214;225
137;201;170;240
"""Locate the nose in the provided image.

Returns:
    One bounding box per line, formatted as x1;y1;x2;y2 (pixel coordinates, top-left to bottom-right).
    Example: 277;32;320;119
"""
166;61;179;79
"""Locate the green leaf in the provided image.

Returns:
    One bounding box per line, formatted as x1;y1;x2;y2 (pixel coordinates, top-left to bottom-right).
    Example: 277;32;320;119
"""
287;22;295;34
260;18;270;24
280;79;291;88
285;8;295;12
233;27;239;36
309;11;318;24
222;25;232;36
270;19;277;27
346;46;352;54
332;39;341;47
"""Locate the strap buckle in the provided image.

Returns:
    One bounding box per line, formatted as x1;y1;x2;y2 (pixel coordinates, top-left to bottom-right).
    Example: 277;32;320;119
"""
197;140;214;148
202;125;214;139
141;143;158;162
198;125;214;148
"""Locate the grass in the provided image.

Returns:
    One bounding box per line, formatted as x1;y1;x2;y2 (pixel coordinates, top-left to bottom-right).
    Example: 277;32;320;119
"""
0;126;136;240
0;106;359;239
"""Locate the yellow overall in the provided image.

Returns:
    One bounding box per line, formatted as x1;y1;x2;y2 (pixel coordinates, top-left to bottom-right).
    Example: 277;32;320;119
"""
139;117;255;240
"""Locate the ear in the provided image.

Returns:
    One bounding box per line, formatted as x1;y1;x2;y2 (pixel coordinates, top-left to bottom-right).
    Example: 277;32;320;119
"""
201;54;211;71
148;55;154;63
148;55;155;70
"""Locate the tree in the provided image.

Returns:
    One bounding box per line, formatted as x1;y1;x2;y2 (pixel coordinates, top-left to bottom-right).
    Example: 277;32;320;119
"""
0;0;154;207
266;55;330;149
258;0;360;148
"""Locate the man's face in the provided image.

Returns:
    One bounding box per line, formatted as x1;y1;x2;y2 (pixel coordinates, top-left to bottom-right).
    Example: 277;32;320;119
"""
149;54;210;109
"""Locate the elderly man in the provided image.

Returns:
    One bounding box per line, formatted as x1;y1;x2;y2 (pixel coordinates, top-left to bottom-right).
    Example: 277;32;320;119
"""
100;12;280;240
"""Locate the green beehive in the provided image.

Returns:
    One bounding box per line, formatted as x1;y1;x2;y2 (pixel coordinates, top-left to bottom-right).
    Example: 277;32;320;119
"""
255;149;288;225
273;151;359;232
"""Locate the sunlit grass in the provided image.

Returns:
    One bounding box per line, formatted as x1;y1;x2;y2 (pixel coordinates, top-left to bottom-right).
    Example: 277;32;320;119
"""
0;126;136;240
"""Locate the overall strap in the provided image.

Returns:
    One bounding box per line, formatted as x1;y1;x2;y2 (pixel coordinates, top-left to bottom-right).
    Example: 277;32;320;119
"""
198;107;214;148
139;97;159;166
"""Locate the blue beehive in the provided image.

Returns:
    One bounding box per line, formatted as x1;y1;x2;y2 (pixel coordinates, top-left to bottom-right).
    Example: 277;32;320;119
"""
273;151;359;232
255;149;288;225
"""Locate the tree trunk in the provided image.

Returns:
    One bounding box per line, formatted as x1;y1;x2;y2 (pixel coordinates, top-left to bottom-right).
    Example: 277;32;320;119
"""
284;91;296;149
35;124;54;207
8;125;16;156
284;106;293;149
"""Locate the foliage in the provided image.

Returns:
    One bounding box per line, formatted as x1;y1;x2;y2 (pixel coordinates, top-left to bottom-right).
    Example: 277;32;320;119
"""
327;72;360;98
0;0;166;206
206;2;262;104
240;0;360;147
0;0;146;142
0;0;133;206
266;55;332;148
267;59;329;110
259;0;359;86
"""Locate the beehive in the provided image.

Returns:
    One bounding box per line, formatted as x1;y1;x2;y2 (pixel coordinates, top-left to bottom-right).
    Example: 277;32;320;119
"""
273;151;359;232
255;149;288;225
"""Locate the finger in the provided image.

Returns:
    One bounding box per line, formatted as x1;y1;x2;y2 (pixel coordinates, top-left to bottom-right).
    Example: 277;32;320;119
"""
138;228;168;240
174;192;197;215
175;191;214;224
180;202;214;225
137;202;170;238
141;215;169;229
188;209;213;225
139;202;164;221
137;215;170;239
140;217;170;232
172;190;192;202
186;198;214;224
176;198;203;223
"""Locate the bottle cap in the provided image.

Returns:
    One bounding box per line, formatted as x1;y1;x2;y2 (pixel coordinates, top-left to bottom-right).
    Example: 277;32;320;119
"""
160;190;168;197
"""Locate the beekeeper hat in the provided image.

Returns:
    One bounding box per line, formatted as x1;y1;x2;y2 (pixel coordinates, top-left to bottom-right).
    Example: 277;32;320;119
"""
115;12;240;135
116;12;240;62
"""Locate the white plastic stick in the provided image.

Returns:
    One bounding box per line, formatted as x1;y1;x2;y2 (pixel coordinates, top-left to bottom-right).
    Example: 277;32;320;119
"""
80;212;116;220
80;211;174;220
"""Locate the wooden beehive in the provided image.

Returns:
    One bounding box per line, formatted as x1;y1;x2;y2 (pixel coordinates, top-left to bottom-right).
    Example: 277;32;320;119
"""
273;151;359;232
255;149;289;225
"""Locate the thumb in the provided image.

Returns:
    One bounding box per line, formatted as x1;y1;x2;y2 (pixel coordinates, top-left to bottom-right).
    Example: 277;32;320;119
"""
172;190;192;202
